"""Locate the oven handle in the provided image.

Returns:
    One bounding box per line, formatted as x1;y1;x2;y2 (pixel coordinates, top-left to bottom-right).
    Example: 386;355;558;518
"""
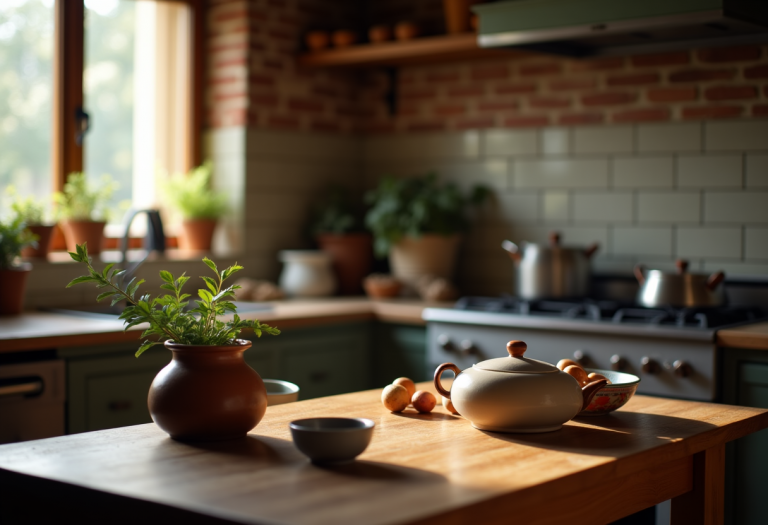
0;378;44;398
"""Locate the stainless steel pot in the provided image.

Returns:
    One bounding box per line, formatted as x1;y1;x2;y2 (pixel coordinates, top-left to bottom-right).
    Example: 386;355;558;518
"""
502;232;599;300
634;260;726;308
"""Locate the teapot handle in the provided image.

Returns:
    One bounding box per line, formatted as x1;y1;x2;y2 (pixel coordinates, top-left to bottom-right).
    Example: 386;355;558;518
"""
434;363;461;399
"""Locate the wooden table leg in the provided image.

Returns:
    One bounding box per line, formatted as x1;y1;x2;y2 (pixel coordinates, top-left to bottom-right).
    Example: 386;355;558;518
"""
671;444;725;525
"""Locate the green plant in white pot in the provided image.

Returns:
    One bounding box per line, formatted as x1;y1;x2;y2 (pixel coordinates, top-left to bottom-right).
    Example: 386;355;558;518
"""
364;173;489;288
0;216;38;315
54;172;116;255
163;161;227;252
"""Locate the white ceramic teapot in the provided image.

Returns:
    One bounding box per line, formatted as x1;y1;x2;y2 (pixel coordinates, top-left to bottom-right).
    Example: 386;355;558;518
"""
434;340;607;433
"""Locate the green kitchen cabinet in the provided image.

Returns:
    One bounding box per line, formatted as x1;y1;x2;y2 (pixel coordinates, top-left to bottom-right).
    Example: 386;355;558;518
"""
721;348;768;525
370;323;428;388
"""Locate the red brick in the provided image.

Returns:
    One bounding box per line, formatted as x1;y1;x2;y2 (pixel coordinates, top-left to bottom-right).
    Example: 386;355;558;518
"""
647;87;698;103
519;63;562;76
425;72;461;82
471;65;509;80
447;85;485;97
682;105;744;119
213;91;247;101
504;115;550;127
407;121;447;132
310;120;341;133
765;85;768;97
495;83;537;95
631;52;690;67
528;96;572;109
433;104;467;116
606;73;660;87
568;58;625;71
214;56;247;68
668;68;737;83
267;115;300;129
704;85;759;101
753;104;768;116
311;85;339;98
363;123;396;134
209;40;248;53
456;116;496;129
250;92;279;107
581;92;636;106
476;100;519;112
400;88;437;100
397;103;420;117
558;113;604;125
548;78;597;91
745;65;768;79
287;98;324;113
213;7;248;23
211;76;240;85
698;46;762;63
612;108;670;123
250;74;274;86
262;58;284;70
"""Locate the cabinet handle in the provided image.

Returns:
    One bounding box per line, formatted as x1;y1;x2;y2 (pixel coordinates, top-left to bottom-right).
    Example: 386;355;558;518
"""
108;401;133;411
309;372;328;383
0;378;43;398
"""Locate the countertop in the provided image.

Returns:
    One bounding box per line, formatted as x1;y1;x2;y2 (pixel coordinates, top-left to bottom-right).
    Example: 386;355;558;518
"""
0;383;766;525
0;298;450;353
716;321;768;350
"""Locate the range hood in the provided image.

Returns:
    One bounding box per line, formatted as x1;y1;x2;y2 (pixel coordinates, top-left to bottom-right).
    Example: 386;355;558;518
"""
474;0;768;57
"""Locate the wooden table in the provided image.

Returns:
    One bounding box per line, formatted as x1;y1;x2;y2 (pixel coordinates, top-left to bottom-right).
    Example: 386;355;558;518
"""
0;384;766;525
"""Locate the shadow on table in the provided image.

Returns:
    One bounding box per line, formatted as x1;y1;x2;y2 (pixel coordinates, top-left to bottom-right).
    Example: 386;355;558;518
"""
152;434;304;465
308;460;447;484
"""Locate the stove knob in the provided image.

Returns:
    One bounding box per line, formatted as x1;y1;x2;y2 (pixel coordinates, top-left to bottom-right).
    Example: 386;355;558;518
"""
610;355;628;372
460;340;479;356
641;357;661;375
673;360;694;378
437;334;456;353
573;350;589;366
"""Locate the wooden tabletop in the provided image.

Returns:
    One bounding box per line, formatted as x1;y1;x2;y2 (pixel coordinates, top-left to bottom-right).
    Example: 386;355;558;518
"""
716;321;768;350
0;383;766;525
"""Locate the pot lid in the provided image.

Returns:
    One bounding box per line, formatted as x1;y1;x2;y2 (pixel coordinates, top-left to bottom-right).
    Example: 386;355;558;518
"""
474;341;559;374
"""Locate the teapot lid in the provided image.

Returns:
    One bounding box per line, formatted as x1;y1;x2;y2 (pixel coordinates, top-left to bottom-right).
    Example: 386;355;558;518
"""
474;341;559;374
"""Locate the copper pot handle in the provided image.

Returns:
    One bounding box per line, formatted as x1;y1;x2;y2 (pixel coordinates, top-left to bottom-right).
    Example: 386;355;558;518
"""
584;243;599;259
434;363;461;399
501;240;522;263
633;264;646;286
706;271;725;291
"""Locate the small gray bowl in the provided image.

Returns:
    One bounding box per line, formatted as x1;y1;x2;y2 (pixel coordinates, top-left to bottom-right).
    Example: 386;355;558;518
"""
289;417;375;464
264;379;300;406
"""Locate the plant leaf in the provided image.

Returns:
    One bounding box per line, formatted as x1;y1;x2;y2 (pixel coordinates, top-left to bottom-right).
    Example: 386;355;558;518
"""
203;257;217;274
66;275;96;288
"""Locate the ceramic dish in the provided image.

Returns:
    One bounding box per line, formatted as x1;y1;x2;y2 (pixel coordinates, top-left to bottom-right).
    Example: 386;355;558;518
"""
578;369;640;416
289;417;374;464
264;379;300;406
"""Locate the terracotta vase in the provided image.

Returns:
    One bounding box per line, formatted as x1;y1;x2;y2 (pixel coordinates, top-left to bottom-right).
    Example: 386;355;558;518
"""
390;234;461;287
443;0;471;34
178;218;217;251
0;264;31;316
60;220;106;255
317;233;374;295
21;224;55;259
148;339;267;441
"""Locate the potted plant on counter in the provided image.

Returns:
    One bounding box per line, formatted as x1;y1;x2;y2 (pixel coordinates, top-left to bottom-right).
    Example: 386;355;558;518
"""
364;173;490;288
0;217;38;315
163;161;227;252
67;243;280;441
5;188;55;259
311;186;373;296
54;172;116;255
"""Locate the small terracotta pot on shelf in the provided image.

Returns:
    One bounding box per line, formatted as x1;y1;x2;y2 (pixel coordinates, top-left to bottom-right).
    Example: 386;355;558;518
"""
363;274;403;299
305;30;330;51
317;233;373;296
394;21;419;41
60;219;106;255
332;30;357;48
0;263;31;316
443;0;471;34
368;25;392;44
178;218;217;252
21;224;55;259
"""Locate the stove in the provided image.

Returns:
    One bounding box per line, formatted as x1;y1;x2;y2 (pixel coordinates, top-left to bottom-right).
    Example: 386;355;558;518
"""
424;297;765;401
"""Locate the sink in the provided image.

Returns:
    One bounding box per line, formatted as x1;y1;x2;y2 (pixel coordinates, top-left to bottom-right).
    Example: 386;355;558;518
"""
44;301;273;320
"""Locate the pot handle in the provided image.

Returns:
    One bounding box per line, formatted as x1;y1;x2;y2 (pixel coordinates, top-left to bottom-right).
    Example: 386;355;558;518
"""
633;264;646;286
434;363;461;399
549;231;561;246
581;379;609;411
706;271;726;291
501;240;522;263
676;259;689;274
584;243;599;259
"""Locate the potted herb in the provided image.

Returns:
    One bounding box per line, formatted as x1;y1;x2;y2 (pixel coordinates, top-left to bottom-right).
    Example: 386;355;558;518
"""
364;174;489;286
0;217;38;315
163;161;227;251
67;243;280;441
54;172;116;255
5;187;55;259
311;186;373;295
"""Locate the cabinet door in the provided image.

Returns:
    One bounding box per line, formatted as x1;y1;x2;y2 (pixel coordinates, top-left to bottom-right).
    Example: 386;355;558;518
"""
242;343;279;380
371;324;428;388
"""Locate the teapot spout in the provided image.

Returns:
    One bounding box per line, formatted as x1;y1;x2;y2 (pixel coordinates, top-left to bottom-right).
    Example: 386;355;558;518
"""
581;379;608;411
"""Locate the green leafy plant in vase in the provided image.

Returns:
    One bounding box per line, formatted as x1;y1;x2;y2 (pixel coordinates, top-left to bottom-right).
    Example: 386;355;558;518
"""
0;216;38;315
67;242;280;441
364;173;490;288
54;172;117;255
5;186;55;259
163;161;228;251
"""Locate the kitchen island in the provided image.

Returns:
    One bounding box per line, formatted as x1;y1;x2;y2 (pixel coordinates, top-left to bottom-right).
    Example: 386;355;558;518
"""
1;383;766;525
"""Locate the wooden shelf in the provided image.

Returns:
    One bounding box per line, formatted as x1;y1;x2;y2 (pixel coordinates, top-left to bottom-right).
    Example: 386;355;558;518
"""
298;33;525;68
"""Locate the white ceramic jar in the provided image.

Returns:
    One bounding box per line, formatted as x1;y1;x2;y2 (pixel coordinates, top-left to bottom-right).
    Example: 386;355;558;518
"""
278;250;336;297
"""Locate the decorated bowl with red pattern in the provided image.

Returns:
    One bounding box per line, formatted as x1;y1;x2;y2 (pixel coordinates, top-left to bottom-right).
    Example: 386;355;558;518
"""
578;369;640;416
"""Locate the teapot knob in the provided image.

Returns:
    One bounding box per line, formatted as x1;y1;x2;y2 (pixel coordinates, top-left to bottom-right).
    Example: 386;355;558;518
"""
507;340;527;357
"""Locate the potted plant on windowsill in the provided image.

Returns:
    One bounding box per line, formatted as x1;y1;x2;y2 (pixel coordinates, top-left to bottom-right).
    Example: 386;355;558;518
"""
163;161;227;252
364;174;490;288
310;186;373;296
67;243;280;441
0;217;38;315
5;187;55;259
54;172;116;255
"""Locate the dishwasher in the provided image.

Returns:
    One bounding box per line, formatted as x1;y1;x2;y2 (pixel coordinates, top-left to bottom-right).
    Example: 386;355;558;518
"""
0;356;65;444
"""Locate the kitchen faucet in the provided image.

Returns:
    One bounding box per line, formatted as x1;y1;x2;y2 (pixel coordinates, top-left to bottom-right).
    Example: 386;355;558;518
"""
119;209;166;287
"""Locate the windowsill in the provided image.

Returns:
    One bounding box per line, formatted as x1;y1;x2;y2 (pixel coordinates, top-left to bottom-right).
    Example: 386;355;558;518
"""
26;248;243;267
